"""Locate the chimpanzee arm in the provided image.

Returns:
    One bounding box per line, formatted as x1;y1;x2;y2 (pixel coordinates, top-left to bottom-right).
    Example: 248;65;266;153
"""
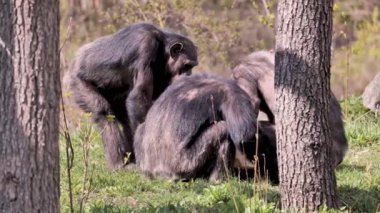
126;28;162;133
126;70;154;133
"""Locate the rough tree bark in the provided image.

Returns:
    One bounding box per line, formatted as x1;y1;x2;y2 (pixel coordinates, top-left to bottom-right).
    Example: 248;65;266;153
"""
275;0;339;210
0;0;60;212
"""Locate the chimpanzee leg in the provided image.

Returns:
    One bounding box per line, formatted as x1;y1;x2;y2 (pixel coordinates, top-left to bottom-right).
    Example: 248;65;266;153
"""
99;121;127;170
71;78;127;170
111;101;135;164
121;123;134;163
209;140;235;181
173;121;235;181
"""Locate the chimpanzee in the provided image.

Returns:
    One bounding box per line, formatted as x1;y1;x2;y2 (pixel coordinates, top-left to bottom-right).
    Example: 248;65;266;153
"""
66;23;198;170
133;73;259;181
232;50;348;167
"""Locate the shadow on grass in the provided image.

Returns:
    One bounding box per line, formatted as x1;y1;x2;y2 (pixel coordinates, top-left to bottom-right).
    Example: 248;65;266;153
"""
336;164;366;172
339;185;380;212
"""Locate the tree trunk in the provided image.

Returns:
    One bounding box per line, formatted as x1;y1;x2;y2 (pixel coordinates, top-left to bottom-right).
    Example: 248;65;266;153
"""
275;0;339;210
0;1;60;212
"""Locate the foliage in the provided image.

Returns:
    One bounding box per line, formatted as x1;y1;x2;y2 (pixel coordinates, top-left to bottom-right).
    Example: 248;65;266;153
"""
332;7;380;97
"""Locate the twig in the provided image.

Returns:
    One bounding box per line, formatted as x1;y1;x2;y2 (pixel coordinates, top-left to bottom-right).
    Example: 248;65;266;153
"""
260;0;271;16
79;120;94;213
59;16;75;213
60;17;73;52
131;0;148;21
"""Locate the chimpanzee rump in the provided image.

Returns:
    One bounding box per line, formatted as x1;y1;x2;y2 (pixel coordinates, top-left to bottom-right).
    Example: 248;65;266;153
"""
232;50;348;167
66;23;198;170
133;73;259;181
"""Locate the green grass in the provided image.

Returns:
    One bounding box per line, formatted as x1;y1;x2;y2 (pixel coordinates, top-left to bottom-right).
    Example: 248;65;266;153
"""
337;97;380;212
60;96;380;212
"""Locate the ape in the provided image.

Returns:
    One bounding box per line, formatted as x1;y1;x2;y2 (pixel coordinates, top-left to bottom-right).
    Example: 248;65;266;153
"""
133;73;259;181
66;23;198;170
232;50;348;167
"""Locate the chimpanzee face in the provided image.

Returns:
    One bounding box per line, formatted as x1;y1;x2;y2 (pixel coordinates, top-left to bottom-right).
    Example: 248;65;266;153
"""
167;42;198;78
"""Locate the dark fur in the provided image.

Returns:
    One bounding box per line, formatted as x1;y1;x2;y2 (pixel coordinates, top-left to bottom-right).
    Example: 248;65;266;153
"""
67;23;198;170
232;50;348;167
134;73;259;181
236;121;279;184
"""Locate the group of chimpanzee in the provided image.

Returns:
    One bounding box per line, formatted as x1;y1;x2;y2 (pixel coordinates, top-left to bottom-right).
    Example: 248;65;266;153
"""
65;23;348;184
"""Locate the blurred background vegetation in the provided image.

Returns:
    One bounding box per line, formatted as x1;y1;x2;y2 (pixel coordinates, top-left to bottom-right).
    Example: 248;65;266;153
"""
60;0;380;99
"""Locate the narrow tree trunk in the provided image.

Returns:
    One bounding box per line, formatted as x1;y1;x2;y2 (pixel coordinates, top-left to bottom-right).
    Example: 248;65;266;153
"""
275;0;339;210
0;1;60;212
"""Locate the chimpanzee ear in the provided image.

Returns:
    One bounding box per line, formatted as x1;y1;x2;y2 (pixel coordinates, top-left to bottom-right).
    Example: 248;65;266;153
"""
169;42;183;59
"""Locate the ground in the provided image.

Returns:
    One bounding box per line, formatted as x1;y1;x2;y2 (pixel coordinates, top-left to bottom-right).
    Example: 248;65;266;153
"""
60;96;380;212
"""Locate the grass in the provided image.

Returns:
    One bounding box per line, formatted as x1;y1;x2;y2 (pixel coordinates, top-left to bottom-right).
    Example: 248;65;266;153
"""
60;96;380;212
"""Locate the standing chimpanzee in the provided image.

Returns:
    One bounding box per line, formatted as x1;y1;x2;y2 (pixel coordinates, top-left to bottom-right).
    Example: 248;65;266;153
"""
66;23;198;170
133;73;259;181
232;50;348;167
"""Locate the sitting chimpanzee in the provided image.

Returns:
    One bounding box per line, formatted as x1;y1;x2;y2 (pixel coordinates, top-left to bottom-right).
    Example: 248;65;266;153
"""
232;50;348;167
66;23;198;170
133;73;261;181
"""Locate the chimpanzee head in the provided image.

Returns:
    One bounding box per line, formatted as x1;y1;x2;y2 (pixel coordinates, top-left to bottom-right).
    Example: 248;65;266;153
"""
166;34;198;78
